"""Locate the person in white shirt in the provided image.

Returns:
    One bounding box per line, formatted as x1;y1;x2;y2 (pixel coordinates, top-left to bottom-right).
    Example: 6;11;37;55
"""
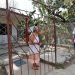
28;23;48;70
28;26;40;70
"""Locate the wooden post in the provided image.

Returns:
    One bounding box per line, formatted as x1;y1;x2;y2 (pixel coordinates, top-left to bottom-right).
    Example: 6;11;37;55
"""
6;0;13;75
53;18;57;64
26;16;29;45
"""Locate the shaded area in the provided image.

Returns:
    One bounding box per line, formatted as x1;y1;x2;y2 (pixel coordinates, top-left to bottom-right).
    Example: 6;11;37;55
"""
0;64;8;75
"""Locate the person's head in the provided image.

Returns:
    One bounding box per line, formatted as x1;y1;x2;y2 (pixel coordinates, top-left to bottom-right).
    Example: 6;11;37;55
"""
33;26;39;33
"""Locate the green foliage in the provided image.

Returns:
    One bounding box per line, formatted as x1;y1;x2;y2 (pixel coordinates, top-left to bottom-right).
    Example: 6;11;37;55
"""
68;0;75;21
40;0;46;15
17;20;26;39
32;0;48;16
55;0;64;8
17;11;35;39
17;0;75;43
56;23;69;34
17;10;46;39
55;63;65;69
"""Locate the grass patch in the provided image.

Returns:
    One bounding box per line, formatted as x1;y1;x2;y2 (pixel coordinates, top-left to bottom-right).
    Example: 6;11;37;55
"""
55;63;65;69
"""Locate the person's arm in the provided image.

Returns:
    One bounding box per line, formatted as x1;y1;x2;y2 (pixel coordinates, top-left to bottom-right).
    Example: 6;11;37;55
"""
39;29;48;35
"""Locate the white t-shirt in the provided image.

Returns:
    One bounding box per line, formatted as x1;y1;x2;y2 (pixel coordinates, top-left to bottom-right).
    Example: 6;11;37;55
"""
74;39;75;43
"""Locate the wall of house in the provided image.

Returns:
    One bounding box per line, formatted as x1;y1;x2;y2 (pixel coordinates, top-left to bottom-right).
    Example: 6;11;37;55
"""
12;25;17;42
0;35;8;44
0;8;27;45
0;25;17;45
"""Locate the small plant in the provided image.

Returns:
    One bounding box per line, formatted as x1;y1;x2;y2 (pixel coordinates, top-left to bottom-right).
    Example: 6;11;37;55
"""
55;63;65;69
